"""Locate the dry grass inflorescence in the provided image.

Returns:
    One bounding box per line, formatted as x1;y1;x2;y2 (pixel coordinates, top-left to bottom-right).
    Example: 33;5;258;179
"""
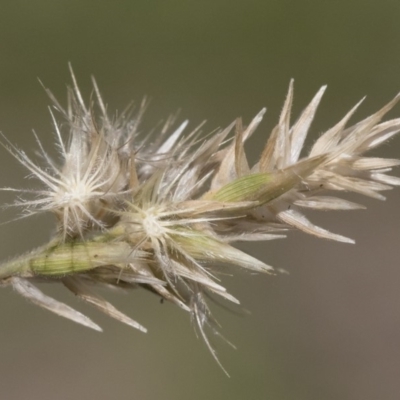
1;67;400;374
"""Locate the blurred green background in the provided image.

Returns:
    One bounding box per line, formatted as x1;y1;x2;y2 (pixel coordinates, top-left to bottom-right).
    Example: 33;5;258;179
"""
1;1;400;399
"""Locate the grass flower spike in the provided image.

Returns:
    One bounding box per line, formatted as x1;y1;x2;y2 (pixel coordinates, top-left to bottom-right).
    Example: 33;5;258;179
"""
1;69;400;374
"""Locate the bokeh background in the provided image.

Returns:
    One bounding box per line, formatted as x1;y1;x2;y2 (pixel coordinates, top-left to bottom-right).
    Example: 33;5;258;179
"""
0;1;400;399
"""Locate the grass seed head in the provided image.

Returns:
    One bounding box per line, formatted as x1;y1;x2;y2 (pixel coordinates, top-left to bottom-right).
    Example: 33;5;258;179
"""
1;71;400;374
